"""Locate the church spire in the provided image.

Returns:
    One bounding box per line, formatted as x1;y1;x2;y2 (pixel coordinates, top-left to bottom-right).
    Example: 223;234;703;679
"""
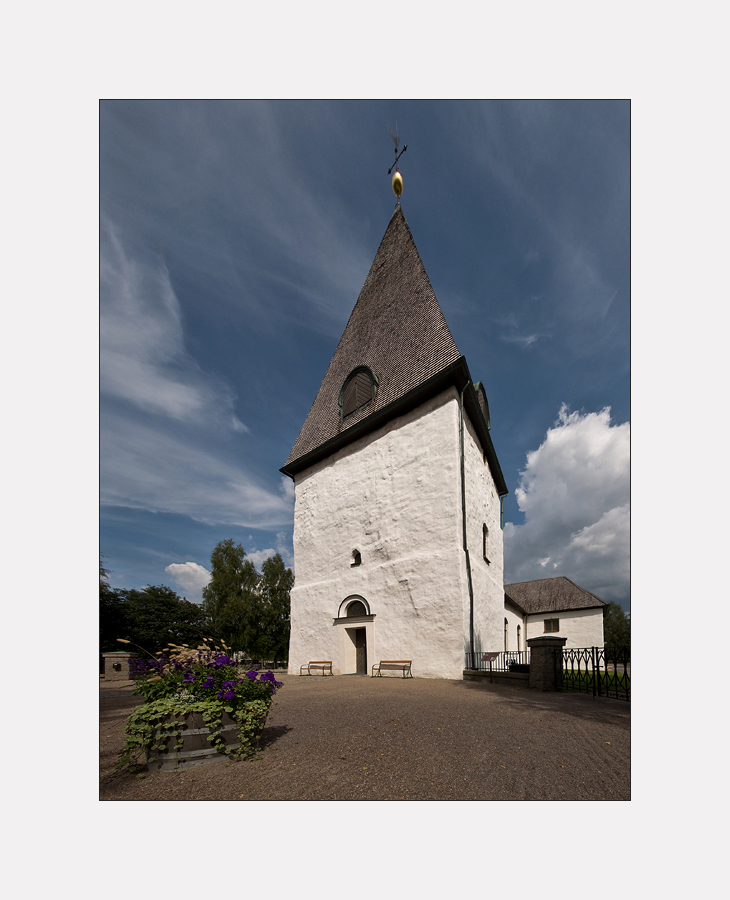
282;206;461;474
281;204;507;496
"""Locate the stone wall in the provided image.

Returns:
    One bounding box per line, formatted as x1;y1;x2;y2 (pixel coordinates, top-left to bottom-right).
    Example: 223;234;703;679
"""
462;670;530;688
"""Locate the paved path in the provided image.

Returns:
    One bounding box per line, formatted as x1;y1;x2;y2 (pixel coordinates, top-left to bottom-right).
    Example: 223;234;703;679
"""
100;673;630;801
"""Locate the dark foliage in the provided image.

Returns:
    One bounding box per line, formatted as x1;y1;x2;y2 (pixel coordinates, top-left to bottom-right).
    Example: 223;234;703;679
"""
603;601;630;651
121;585;210;654
101;542;293;660
100;558;128;652
100;559;210;655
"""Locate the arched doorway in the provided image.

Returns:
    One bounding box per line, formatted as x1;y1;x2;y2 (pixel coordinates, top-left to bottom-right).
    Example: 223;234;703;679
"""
346;600;367;673
335;595;374;675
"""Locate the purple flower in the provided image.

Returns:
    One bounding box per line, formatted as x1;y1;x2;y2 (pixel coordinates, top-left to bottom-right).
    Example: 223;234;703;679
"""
222;680;236;689
216;689;236;700
182;671;196;683
246;670;258;680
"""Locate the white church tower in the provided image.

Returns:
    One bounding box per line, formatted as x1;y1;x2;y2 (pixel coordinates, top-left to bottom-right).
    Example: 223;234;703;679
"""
281;203;508;679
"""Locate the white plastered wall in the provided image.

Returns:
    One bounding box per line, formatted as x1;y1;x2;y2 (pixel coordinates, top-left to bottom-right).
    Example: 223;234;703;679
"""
503;604;525;652
463;410;505;660
525;607;604;648
288;388;473;679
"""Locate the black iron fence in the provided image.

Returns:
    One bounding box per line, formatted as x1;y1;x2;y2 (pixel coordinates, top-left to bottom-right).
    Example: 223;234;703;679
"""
561;646;630;701
465;650;531;673
233;654;287;671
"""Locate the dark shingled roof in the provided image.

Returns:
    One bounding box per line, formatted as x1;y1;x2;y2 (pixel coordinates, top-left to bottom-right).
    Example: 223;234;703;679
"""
504;577;607;615
283;206;462;468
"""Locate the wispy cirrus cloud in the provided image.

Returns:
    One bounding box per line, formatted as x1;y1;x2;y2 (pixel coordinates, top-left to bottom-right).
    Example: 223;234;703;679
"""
100;218;248;431
100;220;292;529
461;101;627;356
500;332;548;348
100;411;292;527
101;102;374;338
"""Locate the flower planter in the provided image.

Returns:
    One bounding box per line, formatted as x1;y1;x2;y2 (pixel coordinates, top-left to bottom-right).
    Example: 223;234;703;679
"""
116;647;283;774
147;706;268;772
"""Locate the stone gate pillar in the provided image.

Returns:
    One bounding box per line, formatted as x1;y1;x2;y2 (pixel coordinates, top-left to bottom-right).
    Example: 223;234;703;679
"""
527;636;567;691
101;651;131;681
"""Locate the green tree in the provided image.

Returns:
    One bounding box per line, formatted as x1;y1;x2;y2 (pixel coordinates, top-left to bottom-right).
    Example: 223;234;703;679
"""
603;601;630;650
122;585;209;654
254;553;293;661
100;557;127;652
201;540;260;651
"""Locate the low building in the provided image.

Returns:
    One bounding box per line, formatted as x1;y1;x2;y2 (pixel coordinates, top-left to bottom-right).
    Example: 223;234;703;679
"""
503;576;606;651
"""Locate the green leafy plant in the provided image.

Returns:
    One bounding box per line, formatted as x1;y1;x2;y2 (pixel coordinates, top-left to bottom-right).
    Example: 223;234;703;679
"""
115;639;282;773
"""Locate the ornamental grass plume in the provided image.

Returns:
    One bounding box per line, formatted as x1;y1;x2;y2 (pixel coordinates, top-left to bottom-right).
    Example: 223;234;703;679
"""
117;637;156;659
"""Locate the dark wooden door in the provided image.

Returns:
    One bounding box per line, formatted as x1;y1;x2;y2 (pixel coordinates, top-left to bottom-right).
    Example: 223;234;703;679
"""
355;629;367;674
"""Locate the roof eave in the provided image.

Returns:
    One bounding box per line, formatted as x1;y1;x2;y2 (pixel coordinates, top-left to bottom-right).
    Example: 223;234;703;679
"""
281;355;508;495
522;603;607;615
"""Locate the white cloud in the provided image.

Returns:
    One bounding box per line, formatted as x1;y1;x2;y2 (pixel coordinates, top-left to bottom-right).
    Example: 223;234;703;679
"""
247;548;276;568
504;404;630;603
164;562;211;601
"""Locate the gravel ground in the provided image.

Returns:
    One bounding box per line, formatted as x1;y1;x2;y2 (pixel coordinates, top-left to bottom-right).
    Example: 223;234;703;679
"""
100;673;630;800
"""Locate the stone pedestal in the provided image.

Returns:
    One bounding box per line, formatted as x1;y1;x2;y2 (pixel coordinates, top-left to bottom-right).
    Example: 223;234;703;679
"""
527;636;567;691
101;651;131;681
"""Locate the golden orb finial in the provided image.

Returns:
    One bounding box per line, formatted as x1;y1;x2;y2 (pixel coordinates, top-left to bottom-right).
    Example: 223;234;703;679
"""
387;125;407;201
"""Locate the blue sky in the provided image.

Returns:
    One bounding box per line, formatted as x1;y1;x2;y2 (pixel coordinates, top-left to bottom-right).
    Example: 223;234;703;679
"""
100;100;630;611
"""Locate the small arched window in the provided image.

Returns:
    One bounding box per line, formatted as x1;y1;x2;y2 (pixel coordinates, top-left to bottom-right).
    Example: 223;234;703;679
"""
351;549;361;567
339;367;378;421
517;624;522;652
346;600;367;617
483;524;490;564
504;618;509;651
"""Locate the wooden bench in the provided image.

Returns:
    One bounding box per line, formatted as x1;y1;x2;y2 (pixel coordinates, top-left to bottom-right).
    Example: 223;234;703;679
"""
371;660;413;678
299;660;333;676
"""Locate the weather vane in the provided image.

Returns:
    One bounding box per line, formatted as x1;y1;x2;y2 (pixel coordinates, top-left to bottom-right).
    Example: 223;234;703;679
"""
388;125;407;201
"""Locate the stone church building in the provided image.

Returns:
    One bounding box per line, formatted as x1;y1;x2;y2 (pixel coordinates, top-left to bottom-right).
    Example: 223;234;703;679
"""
281;205;511;679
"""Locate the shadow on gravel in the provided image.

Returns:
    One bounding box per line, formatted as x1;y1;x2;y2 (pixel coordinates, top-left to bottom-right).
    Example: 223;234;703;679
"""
452;679;630;727
258;724;293;749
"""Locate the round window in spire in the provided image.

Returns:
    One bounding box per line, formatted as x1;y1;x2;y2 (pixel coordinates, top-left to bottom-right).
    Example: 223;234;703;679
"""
339;367;378;421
